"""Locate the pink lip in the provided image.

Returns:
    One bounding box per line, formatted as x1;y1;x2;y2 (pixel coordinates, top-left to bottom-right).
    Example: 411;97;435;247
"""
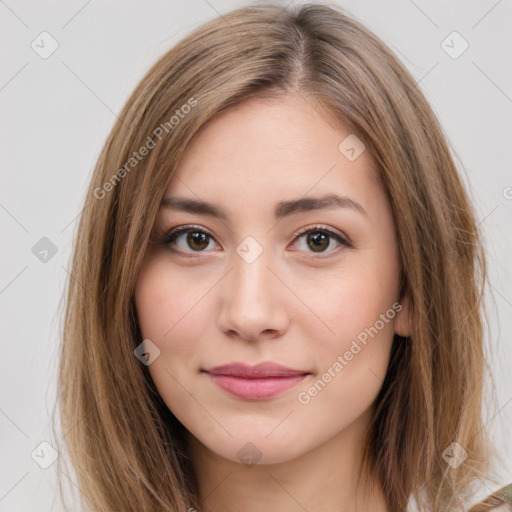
203;362;310;400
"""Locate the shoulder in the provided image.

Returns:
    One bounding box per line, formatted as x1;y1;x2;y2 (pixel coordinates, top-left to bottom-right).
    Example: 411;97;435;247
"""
469;483;512;512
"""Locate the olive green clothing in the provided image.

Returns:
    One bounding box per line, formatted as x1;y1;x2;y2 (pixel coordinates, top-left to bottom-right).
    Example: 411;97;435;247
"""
469;483;512;511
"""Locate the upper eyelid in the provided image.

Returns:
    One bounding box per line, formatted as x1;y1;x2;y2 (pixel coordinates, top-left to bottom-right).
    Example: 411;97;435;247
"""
165;223;345;240
164;224;350;250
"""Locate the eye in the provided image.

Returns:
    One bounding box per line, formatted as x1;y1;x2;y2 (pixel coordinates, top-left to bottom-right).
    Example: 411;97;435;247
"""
290;225;351;256
160;224;351;258
162;224;218;256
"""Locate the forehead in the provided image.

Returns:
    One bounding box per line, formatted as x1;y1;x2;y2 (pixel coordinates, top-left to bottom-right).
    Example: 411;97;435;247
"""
165;94;381;217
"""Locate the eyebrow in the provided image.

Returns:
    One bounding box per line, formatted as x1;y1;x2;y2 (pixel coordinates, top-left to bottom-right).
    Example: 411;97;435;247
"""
159;193;368;219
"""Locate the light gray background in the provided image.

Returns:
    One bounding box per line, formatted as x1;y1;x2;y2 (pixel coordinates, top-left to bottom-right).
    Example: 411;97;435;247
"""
1;1;511;510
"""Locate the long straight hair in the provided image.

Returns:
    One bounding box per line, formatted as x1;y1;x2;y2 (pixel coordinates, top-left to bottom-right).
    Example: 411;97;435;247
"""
54;3;495;511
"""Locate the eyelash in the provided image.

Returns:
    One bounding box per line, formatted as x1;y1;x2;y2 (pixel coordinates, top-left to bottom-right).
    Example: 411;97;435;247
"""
160;224;351;259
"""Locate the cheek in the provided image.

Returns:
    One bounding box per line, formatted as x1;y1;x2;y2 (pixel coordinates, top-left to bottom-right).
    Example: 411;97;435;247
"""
134;258;202;357
320;290;396;370
311;256;399;368
297;280;397;418
134;263;173;342
134;261;206;409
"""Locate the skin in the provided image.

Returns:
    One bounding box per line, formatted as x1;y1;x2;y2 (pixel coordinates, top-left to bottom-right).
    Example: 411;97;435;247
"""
134;93;412;512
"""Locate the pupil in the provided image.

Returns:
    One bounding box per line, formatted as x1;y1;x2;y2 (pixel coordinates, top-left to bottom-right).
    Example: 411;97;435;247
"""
308;232;328;252
188;231;208;250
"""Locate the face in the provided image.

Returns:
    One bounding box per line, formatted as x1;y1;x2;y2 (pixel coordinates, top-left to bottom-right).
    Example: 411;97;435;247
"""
134;94;411;465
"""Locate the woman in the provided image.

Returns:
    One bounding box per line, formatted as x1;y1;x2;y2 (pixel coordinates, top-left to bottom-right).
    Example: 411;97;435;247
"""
55;3;511;511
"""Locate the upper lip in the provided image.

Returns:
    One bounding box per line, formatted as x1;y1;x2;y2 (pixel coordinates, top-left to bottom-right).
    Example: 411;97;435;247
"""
203;361;309;378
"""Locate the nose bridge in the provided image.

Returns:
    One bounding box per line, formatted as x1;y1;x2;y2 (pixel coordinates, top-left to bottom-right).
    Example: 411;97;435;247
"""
218;239;288;340
233;243;272;299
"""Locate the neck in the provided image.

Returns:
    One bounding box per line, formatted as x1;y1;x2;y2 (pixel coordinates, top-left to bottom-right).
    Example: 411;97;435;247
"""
186;407;388;512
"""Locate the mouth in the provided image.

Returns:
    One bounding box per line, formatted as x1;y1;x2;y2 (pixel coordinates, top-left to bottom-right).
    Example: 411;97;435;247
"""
202;361;310;400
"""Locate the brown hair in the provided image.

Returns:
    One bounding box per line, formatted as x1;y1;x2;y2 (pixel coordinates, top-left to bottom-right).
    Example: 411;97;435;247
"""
54;3;497;511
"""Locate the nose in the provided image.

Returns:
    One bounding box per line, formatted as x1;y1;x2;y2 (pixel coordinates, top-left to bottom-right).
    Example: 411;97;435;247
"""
217;247;290;342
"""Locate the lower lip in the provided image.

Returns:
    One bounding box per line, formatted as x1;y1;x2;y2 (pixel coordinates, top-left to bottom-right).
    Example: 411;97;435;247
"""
206;373;308;400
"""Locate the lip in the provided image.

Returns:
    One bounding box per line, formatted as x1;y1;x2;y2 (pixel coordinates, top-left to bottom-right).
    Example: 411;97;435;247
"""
203;362;310;400
204;361;308;378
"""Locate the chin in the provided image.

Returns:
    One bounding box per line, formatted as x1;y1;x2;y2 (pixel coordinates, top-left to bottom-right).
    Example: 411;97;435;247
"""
197;431;309;467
